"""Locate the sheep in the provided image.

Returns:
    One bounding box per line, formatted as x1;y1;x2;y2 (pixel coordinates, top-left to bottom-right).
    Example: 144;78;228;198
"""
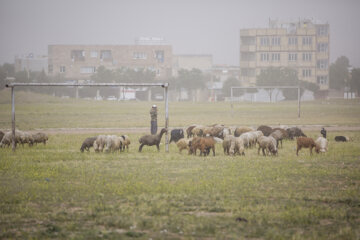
32;132;48;145
287;127;307;140
20;132;34;147
223;135;235;155
218;127;231;139
230;137;245;156
234;127;254;137
0;130;4;143
257;136;278;156
120;135;130;151
270;129;284;148
138;128;167;152
93;135;107;152
0;130;22;148
239;133;251;148
104;135;122;153
169;129;185;143
296;137;316;156
186;125;197;138
176;137;192;153
315;137;328;153
271;128;289;139
191;125;205;137
257;125;273;137
334;136;350;142
80;136;97;152
189;137;216;156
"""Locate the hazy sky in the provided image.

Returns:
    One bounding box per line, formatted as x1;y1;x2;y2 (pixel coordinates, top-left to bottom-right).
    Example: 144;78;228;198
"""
1;0;360;67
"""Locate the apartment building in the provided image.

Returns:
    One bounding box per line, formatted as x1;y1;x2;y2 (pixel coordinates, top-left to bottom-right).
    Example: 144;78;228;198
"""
240;19;329;90
48;44;172;80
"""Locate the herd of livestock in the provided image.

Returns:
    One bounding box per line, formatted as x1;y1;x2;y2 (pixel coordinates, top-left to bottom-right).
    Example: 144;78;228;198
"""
0;125;352;157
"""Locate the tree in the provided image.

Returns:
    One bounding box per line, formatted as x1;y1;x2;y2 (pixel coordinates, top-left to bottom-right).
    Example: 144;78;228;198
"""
257;67;298;100
177;68;206;101
329;56;350;90
350;68;360;95
222;77;242;97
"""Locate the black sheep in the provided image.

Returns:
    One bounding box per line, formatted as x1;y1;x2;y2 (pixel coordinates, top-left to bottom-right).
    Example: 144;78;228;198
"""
286;127;307;140
80;136;97;152
169;129;184;143
334;136;349;142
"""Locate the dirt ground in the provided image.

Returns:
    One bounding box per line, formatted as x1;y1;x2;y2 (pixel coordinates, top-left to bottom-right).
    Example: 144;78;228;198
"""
27;125;360;135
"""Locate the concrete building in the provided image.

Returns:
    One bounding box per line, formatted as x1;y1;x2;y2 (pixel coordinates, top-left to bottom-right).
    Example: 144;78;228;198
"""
240;19;330;90
172;54;213;76
14;53;48;73
48;44;172;80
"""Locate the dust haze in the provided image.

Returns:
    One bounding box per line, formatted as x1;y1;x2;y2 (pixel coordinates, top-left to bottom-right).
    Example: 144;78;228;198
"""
0;0;360;66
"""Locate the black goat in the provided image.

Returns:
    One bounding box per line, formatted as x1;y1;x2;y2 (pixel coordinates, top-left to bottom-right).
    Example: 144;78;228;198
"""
169;129;184;143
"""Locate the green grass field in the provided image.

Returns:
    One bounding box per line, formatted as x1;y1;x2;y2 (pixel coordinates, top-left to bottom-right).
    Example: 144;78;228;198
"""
0;90;360;239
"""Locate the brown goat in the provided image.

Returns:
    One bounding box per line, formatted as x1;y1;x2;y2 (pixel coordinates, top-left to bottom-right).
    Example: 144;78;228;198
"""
296;137;318;156
189;137;216;156
139;128;167;152
186;125;197;138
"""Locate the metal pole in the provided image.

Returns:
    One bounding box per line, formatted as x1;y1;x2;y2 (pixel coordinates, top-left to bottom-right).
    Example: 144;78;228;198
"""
298;87;301;118
11;87;16;152
164;85;169;153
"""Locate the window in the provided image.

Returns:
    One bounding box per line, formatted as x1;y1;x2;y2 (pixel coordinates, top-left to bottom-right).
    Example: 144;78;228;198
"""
260;53;269;61
317;59;328;69
317;43;328;52
80;66;96;74
241;36;255;45
90;51;98;58
155;50;164;63
317;75;328;85
241;52;255;61
100;50;112;61
317;25;328;36
302;69;312;77
288;53;297;61
260;37;269;46
60;66;66;73
288;37;298;45
133;52;147;59
302;53;312;61
302;36;312;45
271;53;280;61
271;37;281;46
71;50;85;61
48;64;53;73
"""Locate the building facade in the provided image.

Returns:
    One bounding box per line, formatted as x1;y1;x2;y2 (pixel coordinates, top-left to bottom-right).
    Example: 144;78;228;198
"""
48;44;172;80
172;54;213;76
240;19;329;89
14;53;48;73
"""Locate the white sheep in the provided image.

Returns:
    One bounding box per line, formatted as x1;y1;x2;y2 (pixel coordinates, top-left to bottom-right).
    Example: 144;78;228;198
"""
230;137;245;156
315;137;328;153
257;136;278;156
93;135;107;152
104;135;122;153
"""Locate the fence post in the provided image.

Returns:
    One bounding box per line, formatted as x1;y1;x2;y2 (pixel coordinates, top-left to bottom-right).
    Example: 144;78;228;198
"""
11;87;16;152
298;87;301;118
164;84;169;153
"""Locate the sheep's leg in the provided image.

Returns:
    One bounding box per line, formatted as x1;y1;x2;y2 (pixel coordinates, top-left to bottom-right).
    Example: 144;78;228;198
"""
262;148;266;156
258;147;261;155
212;146;215;156
156;144;160;151
138;144;144;152
310;146;313;155
296;146;301;156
